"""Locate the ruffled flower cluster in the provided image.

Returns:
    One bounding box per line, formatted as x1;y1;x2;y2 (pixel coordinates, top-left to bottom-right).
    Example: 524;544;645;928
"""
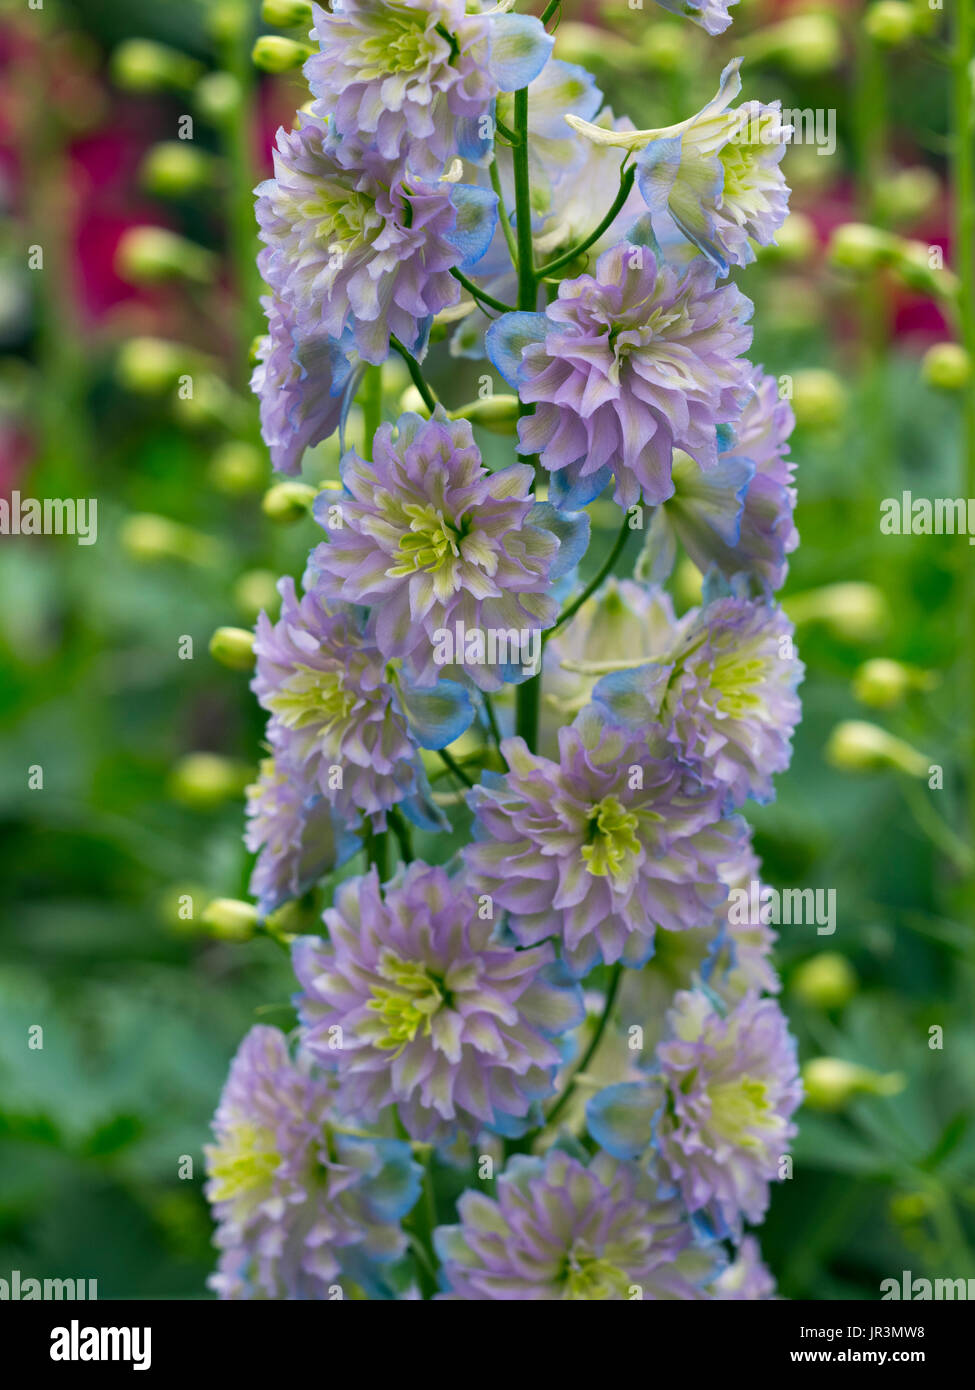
206;0;804;1301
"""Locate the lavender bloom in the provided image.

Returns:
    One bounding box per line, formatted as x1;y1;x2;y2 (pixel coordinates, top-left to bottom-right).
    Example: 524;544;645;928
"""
245;746;348;920
305;0;554;179
256;115;497;364
711;1236;777;1300
310;409;588;691
649;0;740;36
588;989;802;1237
566;60;791;274
487;242;753;509
465;705;747;977
251;290;360;477
205;1026;420;1299
293;863;584;1143
594;596;803;807
435;1150;722;1300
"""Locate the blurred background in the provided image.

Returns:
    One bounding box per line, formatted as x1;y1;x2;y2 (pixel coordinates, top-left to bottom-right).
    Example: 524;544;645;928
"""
1;0;973;1298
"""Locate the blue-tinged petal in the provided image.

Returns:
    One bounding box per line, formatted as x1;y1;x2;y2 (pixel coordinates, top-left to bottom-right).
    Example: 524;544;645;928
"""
635;136;683;217
337;1135;423;1222
528;501;590;581
593;664;667;729
526;59;602;139
397;676;474;749
456;111;494;165
485;310;548;385
518;961;586;1036
547;460;613;510
586;1081;657;1159
487;14;555;92
447;184;500;269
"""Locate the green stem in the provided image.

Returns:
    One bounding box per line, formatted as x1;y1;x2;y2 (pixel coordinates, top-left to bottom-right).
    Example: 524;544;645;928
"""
489;156;519;266
541;0;562;23
514;671;540;750
482;692;504;756
545;513;631;644
365;824;390;881
436;746;474;789
544;964;623;1129
388;806;414;864
390;336;438;413
449;267;514;314
512;87;536;313
953;0;975;876
360;364;383;461
537;166;636;279
217;5;262;388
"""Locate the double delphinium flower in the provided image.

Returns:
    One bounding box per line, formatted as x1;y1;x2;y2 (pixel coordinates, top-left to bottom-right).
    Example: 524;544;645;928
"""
206;0;803;1300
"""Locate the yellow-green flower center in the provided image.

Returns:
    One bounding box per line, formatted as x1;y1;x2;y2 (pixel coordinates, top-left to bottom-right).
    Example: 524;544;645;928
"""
562;1248;632;1300
708;1074;775;1149
301;185;377;263
207;1121;280;1207
581;795;642;878
387;502;467;576
710;649;769;717
367;950;447;1054
266;667;357;731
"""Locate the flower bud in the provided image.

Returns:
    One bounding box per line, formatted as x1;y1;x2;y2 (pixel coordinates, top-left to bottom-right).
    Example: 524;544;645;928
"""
787;582;890;642
173;376;250;434
825;720;929;777
875;167;940;226
853;657;936;708
252;35;313;73
761;212;817;265
167;753;252;810
802;1057;906;1110
449;395;521;434
140;142;219;198
864;1;916;46
674;556;704;608
889;1190;935;1225
828;222;896;274
234;569;281;622
790;369;847;430
115;337;190;395
110;39;203;94
922;342;971;391
208;440;266;495
120;513;224;568
893;240;959;300
791;954;858;1011
200;897;259;942
209;626;256;671
639;24;689;75
158;883;211;935
195;72;243;124
262;0;315;27
553;22;641;73
115;227;216;286
746;15;843;76
262;480;317;522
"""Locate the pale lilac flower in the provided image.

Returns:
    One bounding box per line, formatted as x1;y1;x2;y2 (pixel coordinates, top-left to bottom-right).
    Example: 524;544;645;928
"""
711;1236;777;1299
566;59;791;274
293;863;584;1143
305;0;554;178
205;1026;420;1299
256;115;497;364
250;289;360;477
435;1150;722;1299
594;596;803;807
310;409;588;691
487;242;753;509
465;705;747;977
588;989;802;1237
649;0;740;36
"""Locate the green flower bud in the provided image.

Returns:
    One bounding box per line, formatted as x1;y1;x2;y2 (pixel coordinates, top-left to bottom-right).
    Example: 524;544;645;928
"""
262;480;317;522
115;337;190;395
922;342;972;391
449;395;521;435
746;15;844;75
262;0;315;27
200;897;259;941
828;222;897;273
791;953;858;1011
802;1057;906;1110
553;22;641;73
167;753;252;810
209;626;256;671
889;1190;935;1225
120;513;224;568
173;376;250;434
111;39;203;94
252;35;313;73
760;212;817;265
195;72;243;124
639;24;689;75
674;556;704;609
208;440;266;495
140;142;218;199
893;240;959;300
159;882;212;935
791;369;847;430
787;582;890;642
875;167;940;226
234;569;281;622
853;657;936;708
115;227;216;286
825;720;929;777
864;0;916;46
